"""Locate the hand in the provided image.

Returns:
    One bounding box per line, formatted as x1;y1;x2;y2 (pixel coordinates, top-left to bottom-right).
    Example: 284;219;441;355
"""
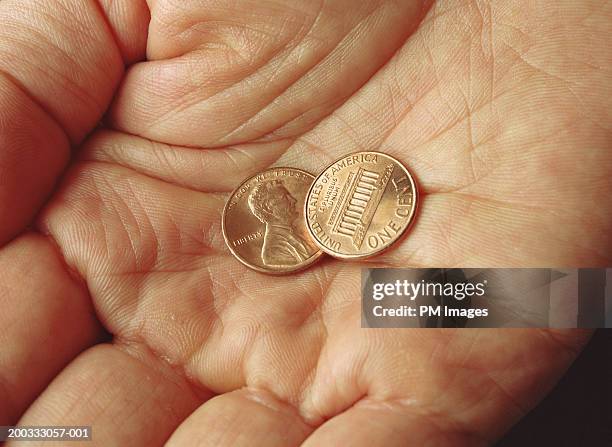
1;1;609;445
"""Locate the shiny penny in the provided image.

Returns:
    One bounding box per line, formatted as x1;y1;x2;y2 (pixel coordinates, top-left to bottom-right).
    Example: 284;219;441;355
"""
222;167;324;274
305;151;418;260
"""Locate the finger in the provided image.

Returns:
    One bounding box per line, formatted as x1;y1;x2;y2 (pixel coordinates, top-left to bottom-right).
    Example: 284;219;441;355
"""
0;0;147;140
97;0;150;64
12;343;204;447
166;388;312;447
0;0;147;245
0;76;68;245
0;233;101;424
109;0;431;147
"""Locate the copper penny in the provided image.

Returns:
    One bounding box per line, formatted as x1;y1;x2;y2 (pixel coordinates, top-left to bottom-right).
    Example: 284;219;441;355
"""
305;151;418;260
222;167;324;274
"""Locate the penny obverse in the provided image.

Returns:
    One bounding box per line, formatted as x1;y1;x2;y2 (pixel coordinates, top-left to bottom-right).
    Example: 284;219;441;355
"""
305;151;418;260
222;167;324;274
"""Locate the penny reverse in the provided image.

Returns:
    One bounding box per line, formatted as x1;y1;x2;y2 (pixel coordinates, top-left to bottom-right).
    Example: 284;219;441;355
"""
222;167;324;274
305;151;418;260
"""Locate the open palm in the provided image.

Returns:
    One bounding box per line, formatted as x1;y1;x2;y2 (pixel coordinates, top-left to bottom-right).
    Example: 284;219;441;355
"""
1;0;610;445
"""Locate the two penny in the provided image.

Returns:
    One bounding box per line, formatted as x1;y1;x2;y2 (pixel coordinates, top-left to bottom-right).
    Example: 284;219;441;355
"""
222;151;418;274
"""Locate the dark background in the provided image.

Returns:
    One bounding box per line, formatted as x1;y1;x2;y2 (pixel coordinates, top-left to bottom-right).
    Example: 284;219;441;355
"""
497;329;611;446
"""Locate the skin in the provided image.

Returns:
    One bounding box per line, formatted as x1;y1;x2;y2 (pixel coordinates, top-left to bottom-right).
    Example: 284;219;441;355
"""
0;0;610;445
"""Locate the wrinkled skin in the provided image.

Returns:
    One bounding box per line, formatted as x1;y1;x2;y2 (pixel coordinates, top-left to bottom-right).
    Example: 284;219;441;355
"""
0;1;610;446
